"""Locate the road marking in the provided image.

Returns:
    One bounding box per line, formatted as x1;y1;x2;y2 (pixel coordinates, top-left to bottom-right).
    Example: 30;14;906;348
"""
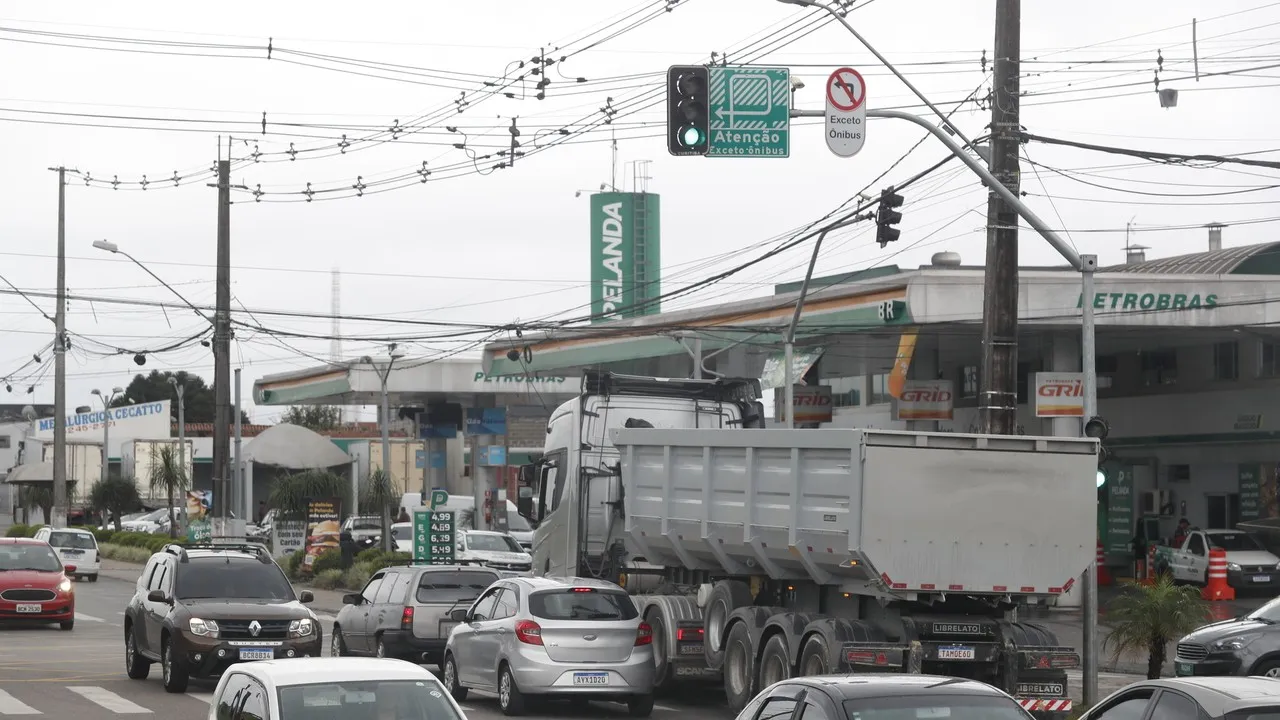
655;704;679;711
66;686;152;714
0;688;41;714
74;613;105;623
314;613;337;624
187;693;212;704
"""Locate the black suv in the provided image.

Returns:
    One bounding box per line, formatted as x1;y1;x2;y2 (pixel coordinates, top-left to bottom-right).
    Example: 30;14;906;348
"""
122;543;322;693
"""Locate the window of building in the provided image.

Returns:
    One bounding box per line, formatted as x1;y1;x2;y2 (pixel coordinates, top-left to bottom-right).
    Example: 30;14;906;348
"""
868;374;890;405
0;436;9;449
1214;341;1239;381
1096;354;1119;374
824;376;863;408
961;365;979;398
1261;342;1280;378
1016;361;1042;405
1168;465;1191;483
1140;350;1177;386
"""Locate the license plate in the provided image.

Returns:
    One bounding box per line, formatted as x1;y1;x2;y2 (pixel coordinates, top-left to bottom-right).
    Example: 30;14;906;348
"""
14;604;41;614
573;672;609;686
61;549;83;555
1176;662;1193;676
679;643;704;655
440;621;458;635
239;649;274;661
1256;576;1272;583
937;645;976;660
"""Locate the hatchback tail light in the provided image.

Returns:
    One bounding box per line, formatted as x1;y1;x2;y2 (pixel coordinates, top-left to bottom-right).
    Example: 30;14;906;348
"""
515;619;543;645
401;607;414;631
635;622;653;647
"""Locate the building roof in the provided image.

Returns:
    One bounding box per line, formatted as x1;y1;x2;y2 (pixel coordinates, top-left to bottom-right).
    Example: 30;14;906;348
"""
1106;242;1280;275
172;423;409;439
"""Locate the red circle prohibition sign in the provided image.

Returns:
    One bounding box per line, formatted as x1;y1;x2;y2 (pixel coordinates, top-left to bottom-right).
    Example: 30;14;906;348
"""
827;68;866;112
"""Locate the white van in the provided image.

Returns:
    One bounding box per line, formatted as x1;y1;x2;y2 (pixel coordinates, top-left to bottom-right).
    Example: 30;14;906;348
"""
34;526;100;581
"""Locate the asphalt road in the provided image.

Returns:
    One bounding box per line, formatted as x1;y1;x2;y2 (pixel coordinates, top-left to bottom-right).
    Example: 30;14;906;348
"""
0;563;739;719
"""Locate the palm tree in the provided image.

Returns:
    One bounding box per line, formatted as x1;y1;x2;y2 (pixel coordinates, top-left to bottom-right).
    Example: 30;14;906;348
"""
361;469;400;552
1105;575;1210;678
268;469;350;522
148;444;189;538
89;476;142;531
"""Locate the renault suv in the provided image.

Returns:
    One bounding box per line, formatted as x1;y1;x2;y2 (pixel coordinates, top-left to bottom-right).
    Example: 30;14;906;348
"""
122;543;321;693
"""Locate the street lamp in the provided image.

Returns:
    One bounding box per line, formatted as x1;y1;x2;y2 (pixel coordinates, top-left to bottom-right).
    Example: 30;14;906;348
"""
90;387;124;484
361;344;405;551
168;377;187;506
92;240;213;324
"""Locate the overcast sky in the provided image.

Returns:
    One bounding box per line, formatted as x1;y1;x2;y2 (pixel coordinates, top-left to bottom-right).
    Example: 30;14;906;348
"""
1;0;1275;423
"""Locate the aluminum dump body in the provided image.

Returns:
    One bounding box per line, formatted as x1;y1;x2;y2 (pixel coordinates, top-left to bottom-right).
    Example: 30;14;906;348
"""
611;428;1098;597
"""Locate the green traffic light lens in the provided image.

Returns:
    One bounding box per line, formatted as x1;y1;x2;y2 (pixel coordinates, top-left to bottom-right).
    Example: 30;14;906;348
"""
680;126;705;147
1096;470;1107;488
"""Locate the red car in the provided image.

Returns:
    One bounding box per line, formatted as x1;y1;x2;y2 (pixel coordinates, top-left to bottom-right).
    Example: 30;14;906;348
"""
0;537;75;630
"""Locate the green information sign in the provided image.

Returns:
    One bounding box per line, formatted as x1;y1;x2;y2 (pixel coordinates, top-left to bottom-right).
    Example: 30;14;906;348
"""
1240;464;1262;522
413;509;456;565
1105;466;1134;558
707;67;791;158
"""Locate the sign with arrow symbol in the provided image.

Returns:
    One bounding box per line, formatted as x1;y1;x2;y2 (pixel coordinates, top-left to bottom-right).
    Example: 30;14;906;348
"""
707;66;791;158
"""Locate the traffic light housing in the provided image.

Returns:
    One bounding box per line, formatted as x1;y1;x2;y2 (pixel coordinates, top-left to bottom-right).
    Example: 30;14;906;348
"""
876;188;904;247
667;65;709;156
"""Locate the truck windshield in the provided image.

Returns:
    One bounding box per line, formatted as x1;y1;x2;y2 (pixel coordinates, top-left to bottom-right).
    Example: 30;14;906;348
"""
841;696;1032;719
416;571;497;604
276;680;462;720
1207;533;1264;551
48;532;96;550
529;588;639;621
177;558;295;601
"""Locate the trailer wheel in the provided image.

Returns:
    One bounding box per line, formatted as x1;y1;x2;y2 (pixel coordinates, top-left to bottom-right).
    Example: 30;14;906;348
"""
646;609;675;692
723;622;756;712
797;634;832;676
757;635;792;689
704;580;753;672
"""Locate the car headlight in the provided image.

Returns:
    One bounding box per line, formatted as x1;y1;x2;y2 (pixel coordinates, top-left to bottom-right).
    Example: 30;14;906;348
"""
189;618;219;637
58;578;72;594
1211;634;1261;651
1228;562;1243;572
289;618;314;637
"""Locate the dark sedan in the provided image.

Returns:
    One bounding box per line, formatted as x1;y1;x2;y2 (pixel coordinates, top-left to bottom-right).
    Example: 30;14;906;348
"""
738;674;1033;720
1078;677;1280;719
1175;596;1280;678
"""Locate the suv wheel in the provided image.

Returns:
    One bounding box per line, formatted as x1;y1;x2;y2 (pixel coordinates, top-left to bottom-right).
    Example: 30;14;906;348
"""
331;627;348;657
161;636;190;693
124;627;151;680
442;654;468;702
375;636;388;659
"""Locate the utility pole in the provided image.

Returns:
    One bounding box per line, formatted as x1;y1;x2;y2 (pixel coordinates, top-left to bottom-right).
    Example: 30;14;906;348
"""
978;0;1021;435
213;157;232;523
51;167;68;530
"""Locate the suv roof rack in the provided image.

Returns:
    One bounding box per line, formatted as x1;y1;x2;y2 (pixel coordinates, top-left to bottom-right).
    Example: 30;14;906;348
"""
165;542;273;564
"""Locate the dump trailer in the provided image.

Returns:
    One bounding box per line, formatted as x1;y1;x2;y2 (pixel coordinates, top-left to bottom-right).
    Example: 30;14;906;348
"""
516;372;1096;718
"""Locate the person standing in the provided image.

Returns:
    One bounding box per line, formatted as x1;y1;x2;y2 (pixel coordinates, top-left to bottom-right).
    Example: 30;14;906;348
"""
1132;526;1148;580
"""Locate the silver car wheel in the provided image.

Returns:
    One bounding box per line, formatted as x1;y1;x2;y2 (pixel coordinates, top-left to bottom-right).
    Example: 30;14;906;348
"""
376;640;385;658
125;634;135;668
499;670;511;707
162;644;170;684
444;659;457;689
1267;667;1280;678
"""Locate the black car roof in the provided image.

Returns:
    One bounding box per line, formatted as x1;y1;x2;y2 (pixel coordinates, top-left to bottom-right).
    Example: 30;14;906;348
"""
781;674;1010;701
1118;678;1280;714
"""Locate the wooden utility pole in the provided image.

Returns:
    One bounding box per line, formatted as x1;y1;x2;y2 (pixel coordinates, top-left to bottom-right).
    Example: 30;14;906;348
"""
978;0;1021;434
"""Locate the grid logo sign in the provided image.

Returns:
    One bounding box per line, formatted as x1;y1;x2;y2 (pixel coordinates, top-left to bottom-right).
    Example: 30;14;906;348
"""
707;67;791;158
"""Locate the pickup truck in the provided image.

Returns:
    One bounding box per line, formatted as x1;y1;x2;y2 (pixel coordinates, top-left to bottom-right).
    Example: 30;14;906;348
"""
1155;528;1280;590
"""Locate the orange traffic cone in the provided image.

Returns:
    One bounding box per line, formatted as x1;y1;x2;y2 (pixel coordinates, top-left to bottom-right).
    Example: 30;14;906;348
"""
1143;546;1157;586
1202;548;1236;601
1096;541;1112;587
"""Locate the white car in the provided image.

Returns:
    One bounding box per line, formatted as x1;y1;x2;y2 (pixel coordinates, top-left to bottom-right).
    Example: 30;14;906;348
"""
456;531;533;574
391;522;414;553
206;657;468;720
33;526;100;581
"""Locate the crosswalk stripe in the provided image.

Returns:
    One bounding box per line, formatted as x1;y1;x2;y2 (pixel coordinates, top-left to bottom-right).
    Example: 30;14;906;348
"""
66;687;151;714
74;613;105;623
0;688;41;715
187;693;213;705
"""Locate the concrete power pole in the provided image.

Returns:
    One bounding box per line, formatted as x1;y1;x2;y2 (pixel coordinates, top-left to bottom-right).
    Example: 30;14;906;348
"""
978;0;1022;435
213;158;232;522
51;167;68;529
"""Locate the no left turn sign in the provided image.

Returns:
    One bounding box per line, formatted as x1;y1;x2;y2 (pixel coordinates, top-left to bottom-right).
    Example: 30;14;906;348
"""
825;67;867;158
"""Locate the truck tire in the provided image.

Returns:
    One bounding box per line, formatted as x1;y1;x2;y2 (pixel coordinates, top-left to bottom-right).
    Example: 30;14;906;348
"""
797;634;833;676
723;622;757;712
704;580;753;671
645;609;676;692
757;634;792;689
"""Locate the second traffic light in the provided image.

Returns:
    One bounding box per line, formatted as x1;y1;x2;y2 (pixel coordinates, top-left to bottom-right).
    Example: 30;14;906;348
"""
667;65;709;156
876;188;904;247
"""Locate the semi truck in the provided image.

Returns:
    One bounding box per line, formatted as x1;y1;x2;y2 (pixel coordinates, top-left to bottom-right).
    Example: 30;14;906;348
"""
514;372;1097;717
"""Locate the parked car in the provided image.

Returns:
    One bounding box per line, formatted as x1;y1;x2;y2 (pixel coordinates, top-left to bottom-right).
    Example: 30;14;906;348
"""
33;526;100;581
1156;528;1280;590
120;508;171;533
1078;676;1280;719
740;675;1035;720
442;575;655;717
390;522;413;553
0;537;75;630
332;563;499;665
206;657;467;720
455;530;533;573
341;515;383;549
123;542;321;693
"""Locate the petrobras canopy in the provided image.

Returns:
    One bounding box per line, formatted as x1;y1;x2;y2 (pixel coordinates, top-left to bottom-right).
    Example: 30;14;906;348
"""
35;400;171;442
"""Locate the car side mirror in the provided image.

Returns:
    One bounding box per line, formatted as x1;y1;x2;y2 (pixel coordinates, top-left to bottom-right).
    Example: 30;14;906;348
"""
64;565;77;574
342;593;363;606
299;590;314;604
450;609;468;622
147;589;169;603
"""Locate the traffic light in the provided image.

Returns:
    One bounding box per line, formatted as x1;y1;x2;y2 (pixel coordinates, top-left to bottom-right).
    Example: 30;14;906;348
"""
876;188;904;247
667;65;709;156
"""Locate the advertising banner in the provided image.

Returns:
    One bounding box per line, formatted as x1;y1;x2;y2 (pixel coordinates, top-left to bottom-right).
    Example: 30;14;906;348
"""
775;385;833;424
35;400;171;459
413;509;457;565
302;497;341;572
1105;466;1134;558
185;490;212;543
1033;372;1085;417
760;347;824;390
895;380;954;421
1241;464;1262;523
465;408;507;436
588;192;662;322
272;521;305;558
887;329;919;399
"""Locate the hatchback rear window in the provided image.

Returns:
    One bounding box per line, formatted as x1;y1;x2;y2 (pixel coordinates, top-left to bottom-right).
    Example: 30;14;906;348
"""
528;589;638;621
48;532;97;549
416;571;498;604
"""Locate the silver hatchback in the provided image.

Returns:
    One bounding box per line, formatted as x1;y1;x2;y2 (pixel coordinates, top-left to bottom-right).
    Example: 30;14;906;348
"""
441;576;655;717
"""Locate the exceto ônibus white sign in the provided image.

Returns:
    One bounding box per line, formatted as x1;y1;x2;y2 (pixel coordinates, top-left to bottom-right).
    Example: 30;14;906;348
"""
825;67;867;158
